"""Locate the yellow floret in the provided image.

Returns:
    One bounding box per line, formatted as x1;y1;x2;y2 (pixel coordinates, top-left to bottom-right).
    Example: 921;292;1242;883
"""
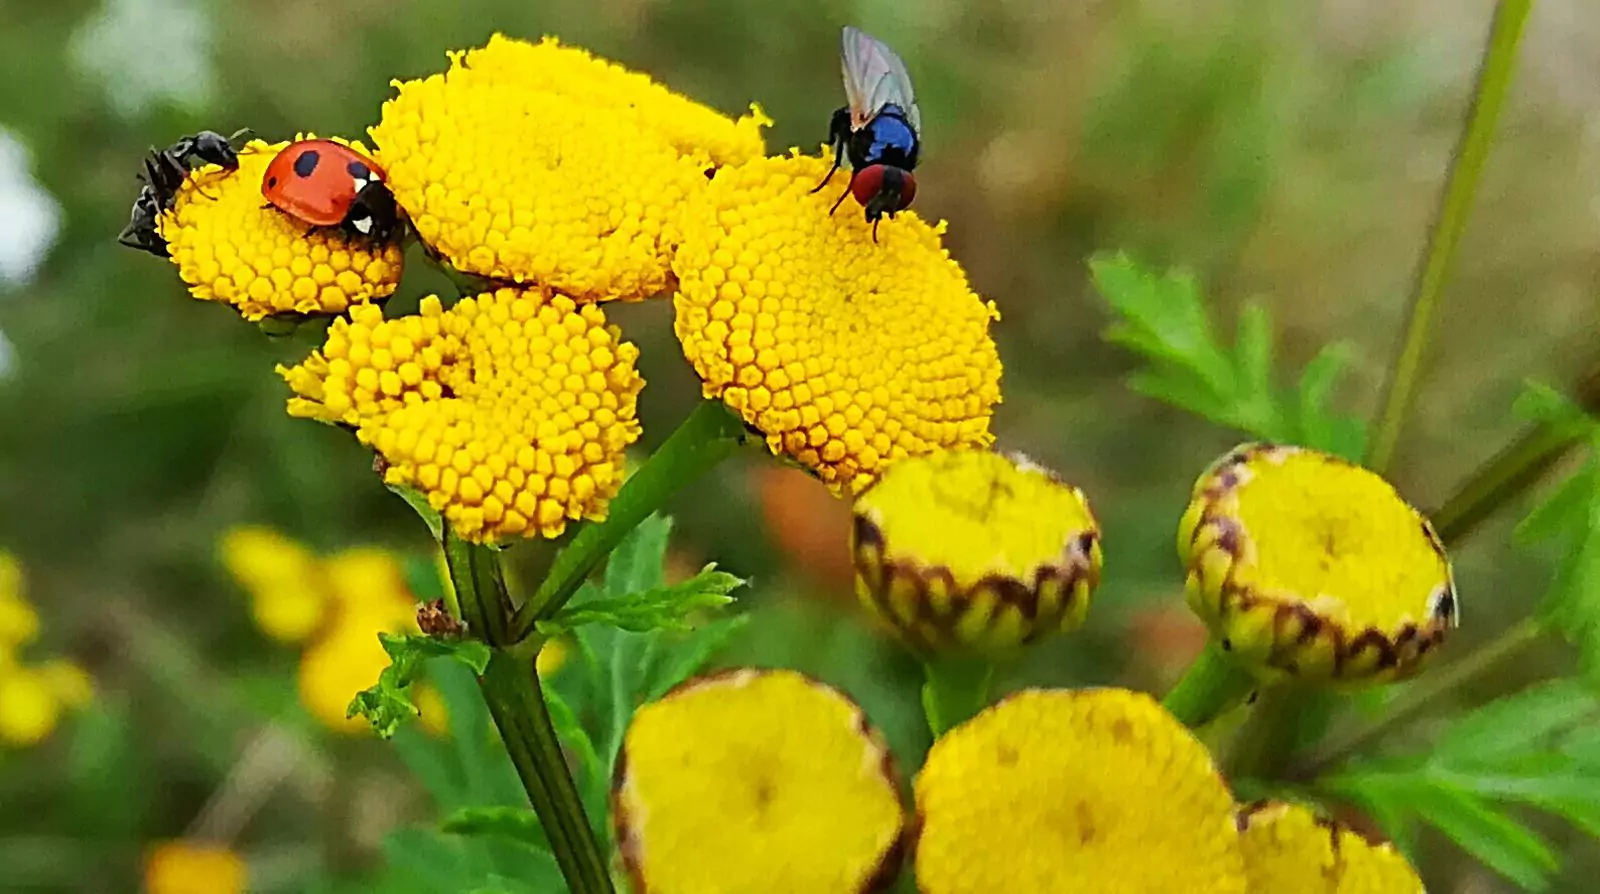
673;153;1003;493
1237;801;1425;893
615;669;905;893
279;288;644;542
158;137;403;321
914;688;1246;894
853;451;1102;653
370;36;768;301
1179;444;1457;683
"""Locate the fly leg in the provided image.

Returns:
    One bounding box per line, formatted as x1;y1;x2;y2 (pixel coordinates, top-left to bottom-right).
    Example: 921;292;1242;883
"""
811;106;853;195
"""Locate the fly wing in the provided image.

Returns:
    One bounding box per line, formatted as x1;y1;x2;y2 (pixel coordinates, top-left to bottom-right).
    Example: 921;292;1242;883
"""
839;26;921;134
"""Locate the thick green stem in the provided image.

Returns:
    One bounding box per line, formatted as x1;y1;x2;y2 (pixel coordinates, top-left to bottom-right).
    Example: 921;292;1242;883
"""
446;532;614;894
1367;0;1532;473
508;400;750;641
920;655;995;736
1161;643;1258;728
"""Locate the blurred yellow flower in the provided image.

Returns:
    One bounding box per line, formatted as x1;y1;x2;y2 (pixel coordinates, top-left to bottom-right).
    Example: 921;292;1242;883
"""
0;666;61;747
615;669;905;893
0;551;39;652
914;688;1245;894
219;526;324;643
0;554;93;747
158;137;403;321
280;289;645;542
1179;444;1457;683
1237;801;1424;893
144;840;247;894
370;35;767;301
853;450;1101;653
673;153;1002;493
299;621;399;734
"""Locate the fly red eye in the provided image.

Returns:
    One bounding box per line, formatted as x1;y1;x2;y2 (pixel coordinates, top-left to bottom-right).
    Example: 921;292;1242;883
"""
895;171;917;210
850;164;887;208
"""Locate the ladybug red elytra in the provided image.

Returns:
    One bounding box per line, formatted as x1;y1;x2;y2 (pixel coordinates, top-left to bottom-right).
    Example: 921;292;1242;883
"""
261;139;401;243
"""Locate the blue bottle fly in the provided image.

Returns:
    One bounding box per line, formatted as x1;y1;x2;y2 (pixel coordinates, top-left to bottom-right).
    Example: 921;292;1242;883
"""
813;26;923;240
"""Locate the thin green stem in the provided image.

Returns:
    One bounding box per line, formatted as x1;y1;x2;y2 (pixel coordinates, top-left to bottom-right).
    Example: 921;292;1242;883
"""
920;655;995;736
1289;617;1542;781
445;531;614;894
1161;642;1259;729
508;400;750;641
1367;0;1532;473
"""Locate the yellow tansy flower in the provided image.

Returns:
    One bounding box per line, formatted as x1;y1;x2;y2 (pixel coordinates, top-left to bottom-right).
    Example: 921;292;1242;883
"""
1178;444;1457;683
853;450;1101;653
280;288;644;542
0;551;38;651
615;669;905;894
298;621;397;734
38;658;95;710
219;526;325;643
0;665;61;747
157;137;403;321
1237;801;1425;893
673;153;1002;493
914;688;1245;894
370;36;767;301
144;840;247;894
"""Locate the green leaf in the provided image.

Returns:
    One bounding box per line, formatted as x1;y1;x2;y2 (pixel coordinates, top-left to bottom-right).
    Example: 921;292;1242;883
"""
1433;679;1600;765
388;483;444;541
538;565;744;635
440;806;550;851
347;633;491;738
605;513;673;597
1089;251;1365;451
645;614;752;702
1513;380;1595;438
1410;786;1558;891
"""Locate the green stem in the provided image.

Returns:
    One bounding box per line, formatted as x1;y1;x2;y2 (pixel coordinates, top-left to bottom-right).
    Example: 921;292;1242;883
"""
1160;642;1259;728
445;532;614;894
508;400;750;641
1289;617;1542;781
1430;423;1582;544
1367;0;1532;473
920;655;995;736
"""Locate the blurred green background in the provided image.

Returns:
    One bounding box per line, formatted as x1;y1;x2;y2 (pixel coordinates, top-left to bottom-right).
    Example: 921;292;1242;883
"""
2;0;1598;890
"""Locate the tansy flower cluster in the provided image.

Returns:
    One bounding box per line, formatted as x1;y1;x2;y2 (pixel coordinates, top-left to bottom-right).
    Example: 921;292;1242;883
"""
219;526;445;734
143;839;248;894
127;33;1006;542
614;672;1426;893
0;552;93;748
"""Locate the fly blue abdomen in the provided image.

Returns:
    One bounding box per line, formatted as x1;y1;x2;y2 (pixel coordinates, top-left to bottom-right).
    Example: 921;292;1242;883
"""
863;105;920;170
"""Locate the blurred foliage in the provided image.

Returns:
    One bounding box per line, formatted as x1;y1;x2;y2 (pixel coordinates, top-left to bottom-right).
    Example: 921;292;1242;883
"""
2;0;1600;891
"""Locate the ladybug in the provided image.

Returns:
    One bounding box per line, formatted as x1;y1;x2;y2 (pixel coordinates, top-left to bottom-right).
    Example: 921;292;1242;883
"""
261;140;401;243
119;128;248;257
813;27;923;241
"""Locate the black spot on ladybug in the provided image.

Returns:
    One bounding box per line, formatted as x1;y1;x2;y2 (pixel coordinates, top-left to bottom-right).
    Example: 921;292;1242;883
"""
266;176;278;188
292;150;320;179
347;160;371;179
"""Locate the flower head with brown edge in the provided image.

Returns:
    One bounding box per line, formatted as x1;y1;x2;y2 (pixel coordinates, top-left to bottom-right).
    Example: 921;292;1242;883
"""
279;288;644;542
369;36;768;302
1237;801;1424;893
157;137;403;321
673;152;1002;493
913;688;1246;894
1178;443;1457;683
614;668;905;894
852;450;1100;653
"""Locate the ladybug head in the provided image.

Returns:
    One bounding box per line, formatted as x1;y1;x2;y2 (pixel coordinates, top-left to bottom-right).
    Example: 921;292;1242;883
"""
850;164;917;223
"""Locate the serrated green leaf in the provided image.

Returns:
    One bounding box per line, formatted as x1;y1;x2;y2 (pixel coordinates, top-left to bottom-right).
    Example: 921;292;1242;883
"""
1233;300;1273;407
1516;468;1593;547
538;566;743;635
1295;342;1365;460
1433;679;1600;765
440;806;550;851
347;633;491;738
645;614;752;702
1412;786;1558;891
1090;253;1233;394
604;513;673;597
